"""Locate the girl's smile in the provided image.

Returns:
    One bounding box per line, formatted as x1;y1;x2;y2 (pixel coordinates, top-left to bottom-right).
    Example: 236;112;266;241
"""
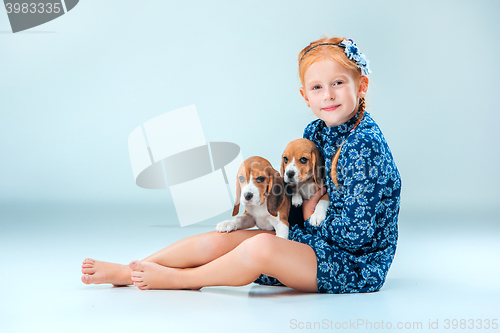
300;59;367;127
322;104;340;112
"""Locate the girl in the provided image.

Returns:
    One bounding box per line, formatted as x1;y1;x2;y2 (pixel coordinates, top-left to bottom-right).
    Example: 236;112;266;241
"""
81;36;401;294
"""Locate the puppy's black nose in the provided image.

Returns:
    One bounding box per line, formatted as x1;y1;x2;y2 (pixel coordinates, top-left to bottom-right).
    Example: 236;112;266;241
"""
244;192;253;201
286;170;295;178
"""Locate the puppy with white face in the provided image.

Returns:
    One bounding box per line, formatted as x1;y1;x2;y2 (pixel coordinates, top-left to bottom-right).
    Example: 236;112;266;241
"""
281;138;330;227
215;156;291;239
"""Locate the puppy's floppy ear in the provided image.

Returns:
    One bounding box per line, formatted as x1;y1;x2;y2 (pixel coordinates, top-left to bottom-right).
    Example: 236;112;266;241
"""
280;155;286;178
267;169;284;217
232;177;241;217
312;149;325;188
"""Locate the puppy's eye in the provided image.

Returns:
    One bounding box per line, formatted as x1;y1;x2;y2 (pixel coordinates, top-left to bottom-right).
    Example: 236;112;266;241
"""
299;157;308;164
283;157;288;164
238;176;245;183
256;176;266;183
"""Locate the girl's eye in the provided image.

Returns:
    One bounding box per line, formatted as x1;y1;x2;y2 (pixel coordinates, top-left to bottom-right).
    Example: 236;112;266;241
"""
238;176;245;183
256;176;265;183
312;85;321;90
283;157;288;164
333;81;344;86
299;157;308;164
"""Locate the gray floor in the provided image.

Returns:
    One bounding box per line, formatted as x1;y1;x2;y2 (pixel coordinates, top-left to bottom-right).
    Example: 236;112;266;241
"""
1;203;499;333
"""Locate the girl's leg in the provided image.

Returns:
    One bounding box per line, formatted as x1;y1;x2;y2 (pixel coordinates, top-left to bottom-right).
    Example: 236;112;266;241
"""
142;230;274;268
130;233;318;293
81;229;272;285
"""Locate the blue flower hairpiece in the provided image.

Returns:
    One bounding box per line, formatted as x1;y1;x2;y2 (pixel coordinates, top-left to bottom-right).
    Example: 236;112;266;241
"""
300;39;372;75
339;39;371;75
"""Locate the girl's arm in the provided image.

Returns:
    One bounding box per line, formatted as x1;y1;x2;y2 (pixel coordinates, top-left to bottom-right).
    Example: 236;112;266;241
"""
302;187;327;220
333;136;400;252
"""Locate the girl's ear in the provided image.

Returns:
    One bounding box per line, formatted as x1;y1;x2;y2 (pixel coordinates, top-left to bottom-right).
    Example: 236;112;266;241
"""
358;76;369;98
300;87;310;107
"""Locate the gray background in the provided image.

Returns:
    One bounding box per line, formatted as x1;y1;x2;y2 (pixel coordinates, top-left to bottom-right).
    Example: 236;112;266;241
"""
1;1;499;332
1;0;499;216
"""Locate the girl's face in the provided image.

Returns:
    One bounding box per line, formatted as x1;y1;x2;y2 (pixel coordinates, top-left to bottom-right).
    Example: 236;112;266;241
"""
300;59;368;127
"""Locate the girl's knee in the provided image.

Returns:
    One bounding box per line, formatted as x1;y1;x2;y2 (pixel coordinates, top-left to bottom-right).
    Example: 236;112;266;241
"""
239;233;278;266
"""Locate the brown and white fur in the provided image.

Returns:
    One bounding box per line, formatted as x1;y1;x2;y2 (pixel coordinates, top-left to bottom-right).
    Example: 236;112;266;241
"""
216;156;291;239
281;138;329;227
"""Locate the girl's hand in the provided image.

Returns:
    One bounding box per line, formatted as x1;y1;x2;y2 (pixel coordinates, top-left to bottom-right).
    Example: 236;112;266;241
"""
302;187;327;221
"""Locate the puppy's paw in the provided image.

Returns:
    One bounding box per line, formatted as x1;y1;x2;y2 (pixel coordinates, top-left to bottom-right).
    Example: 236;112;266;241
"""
309;211;325;227
275;230;289;239
215;220;237;233
309;200;329;227
291;193;303;207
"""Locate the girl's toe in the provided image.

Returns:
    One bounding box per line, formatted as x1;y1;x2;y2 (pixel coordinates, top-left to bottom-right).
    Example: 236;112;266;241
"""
81;275;91;284
129;260;140;270
134;281;146;288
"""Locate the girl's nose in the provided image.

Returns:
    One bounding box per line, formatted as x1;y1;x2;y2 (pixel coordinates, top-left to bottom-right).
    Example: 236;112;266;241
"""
324;87;335;100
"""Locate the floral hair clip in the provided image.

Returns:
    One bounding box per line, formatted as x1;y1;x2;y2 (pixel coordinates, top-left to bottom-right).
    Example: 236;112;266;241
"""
300;39;372;75
340;39;371;75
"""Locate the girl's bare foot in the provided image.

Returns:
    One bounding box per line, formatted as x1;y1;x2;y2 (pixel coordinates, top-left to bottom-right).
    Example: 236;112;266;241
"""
81;258;132;286
130;260;185;290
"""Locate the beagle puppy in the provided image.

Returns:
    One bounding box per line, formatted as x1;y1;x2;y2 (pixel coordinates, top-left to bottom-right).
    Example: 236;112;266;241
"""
281;138;330;227
216;156;291;239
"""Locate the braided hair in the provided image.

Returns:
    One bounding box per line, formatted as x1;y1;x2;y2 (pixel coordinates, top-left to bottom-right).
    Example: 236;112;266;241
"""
330;97;365;189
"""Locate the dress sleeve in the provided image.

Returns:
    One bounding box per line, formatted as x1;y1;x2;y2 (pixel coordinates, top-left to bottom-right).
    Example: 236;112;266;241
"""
328;134;394;253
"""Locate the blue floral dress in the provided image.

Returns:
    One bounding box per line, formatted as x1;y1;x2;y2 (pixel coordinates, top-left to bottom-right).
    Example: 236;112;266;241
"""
255;111;401;293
